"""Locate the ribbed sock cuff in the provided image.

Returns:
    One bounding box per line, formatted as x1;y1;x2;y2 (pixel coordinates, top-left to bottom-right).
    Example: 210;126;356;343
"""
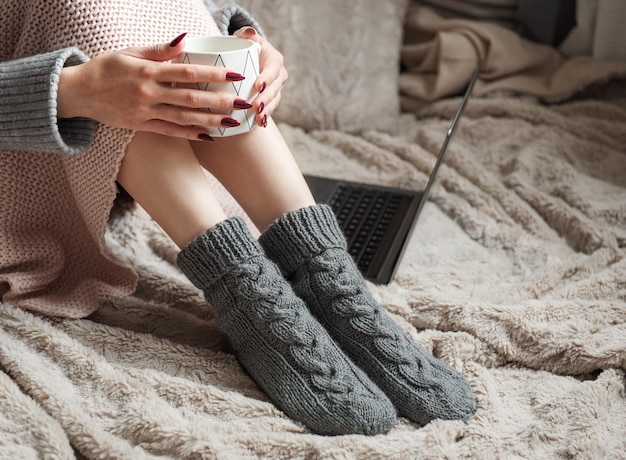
177;217;262;289
259;204;347;276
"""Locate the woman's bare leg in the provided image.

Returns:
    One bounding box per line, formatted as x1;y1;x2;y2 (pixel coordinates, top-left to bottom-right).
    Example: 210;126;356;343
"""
117;131;227;248
117;120;314;245
190;118;315;232
116;130;396;436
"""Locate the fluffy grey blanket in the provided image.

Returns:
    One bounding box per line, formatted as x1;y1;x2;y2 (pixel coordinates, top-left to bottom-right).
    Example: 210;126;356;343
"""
1;90;625;458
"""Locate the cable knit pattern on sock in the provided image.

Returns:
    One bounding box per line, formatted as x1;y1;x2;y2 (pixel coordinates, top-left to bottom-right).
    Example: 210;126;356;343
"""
260;205;477;426
176;217;396;436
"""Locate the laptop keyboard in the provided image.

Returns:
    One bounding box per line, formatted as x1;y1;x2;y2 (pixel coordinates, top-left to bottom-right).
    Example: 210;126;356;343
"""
328;183;414;273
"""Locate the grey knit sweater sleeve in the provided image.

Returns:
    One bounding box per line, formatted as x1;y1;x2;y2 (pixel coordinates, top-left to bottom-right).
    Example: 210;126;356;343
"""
0;47;97;155
0;3;260;156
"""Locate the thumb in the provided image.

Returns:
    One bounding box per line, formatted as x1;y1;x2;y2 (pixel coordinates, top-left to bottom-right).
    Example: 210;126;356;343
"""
126;32;187;62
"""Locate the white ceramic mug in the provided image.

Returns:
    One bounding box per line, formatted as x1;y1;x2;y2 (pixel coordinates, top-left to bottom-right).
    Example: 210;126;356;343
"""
174;36;261;137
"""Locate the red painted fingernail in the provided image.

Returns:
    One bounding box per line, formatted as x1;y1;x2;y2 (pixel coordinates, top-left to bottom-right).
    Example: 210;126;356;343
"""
262;114;268;128
198;133;214;141
259;82;267;93
221;117;240;127
233;99;253;109
244;27;257;35
170;32;187;47
258;102;265;114
226;72;245;81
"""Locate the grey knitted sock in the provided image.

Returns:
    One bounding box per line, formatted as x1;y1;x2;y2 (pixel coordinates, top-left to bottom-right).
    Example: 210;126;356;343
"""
176;217;397;436
259;205;477;426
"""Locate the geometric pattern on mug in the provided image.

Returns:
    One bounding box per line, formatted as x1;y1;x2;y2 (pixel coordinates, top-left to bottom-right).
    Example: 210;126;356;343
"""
182;50;259;94
182;50;259;135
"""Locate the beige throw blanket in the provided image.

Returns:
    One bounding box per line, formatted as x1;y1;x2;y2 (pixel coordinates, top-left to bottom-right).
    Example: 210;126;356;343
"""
401;4;626;110
1;86;625;457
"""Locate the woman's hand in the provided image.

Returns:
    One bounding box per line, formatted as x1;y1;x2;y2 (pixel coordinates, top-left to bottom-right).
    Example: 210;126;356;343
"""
57;34;250;141
233;27;288;128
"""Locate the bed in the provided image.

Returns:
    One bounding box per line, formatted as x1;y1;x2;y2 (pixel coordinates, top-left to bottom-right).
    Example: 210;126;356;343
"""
1;1;625;458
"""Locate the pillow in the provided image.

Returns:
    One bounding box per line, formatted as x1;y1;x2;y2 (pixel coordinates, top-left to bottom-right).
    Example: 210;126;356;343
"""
214;0;409;133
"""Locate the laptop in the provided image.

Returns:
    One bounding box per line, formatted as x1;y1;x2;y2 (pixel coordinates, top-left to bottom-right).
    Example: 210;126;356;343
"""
304;61;481;284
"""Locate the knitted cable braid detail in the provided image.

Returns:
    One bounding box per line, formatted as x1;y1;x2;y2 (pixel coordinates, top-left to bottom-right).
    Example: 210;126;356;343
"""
306;250;463;398
308;255;415;364
260;205;477;426
224;259;356;397
177;217;397;435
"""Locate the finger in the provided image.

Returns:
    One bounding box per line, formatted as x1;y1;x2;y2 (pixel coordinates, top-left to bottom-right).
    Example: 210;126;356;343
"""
256;51;286;93
154;104;234;129
140;119;216;142
124;33;188;62
156;62;243;85
233;26;259;40
156;85;242;112
252;74;284;116
256;93;281;127
124;36;248;84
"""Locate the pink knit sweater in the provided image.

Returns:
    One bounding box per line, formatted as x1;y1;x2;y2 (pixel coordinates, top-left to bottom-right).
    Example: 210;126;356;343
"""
0;0;223;318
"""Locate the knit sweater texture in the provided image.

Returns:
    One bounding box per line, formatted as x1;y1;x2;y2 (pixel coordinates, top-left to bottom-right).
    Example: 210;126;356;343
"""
0;0;258;318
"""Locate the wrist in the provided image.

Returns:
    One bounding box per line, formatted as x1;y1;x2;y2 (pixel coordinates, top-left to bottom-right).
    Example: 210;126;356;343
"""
57;64;83;119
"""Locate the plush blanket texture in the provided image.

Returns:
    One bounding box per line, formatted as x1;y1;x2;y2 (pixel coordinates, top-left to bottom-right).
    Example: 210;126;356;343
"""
1;86;625;458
